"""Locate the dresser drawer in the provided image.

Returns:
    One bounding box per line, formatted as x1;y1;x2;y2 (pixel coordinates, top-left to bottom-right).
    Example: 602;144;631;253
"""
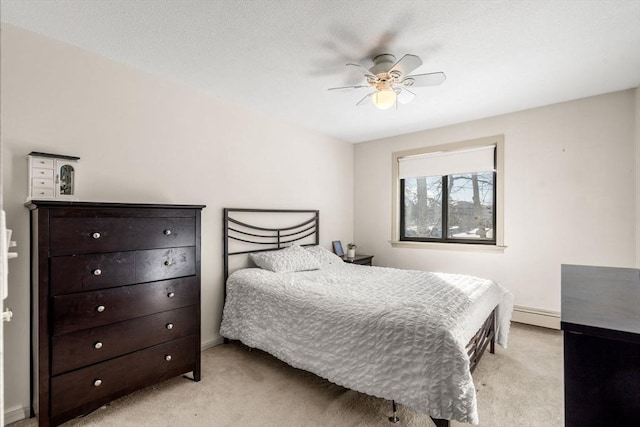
32;178;54;189
32;188;54;198
135;247;196;283
31;157;55;169
51;305;198;375
32;167;54;179
51;252;136;295
52;276;198;335
51;335;197;423
49;217;196;255
51;248;195;295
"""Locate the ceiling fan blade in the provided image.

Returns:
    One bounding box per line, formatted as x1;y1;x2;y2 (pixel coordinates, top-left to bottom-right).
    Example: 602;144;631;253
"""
388;54;422;78
346;63;378;79
401;72;446;87
356;92;375;106
396;86;416;104
327;85;370;91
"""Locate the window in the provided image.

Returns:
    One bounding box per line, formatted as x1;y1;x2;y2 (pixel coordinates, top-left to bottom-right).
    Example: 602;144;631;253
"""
392;135;504;248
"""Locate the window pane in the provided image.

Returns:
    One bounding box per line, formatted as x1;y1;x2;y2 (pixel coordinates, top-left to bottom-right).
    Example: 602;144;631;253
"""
447;172;494;240
403;176;442;238
59;165;75;195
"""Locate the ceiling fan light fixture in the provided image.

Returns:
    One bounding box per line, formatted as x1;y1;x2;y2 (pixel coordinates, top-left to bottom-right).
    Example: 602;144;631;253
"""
329;53;445;110
372;89;396;110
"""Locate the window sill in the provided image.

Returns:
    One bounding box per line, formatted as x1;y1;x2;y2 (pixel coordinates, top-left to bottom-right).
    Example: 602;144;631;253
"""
389;240;506;253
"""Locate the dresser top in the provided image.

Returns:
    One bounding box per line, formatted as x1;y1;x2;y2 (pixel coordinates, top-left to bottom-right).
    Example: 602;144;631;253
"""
28;151;80;161
25;200;206;211
561;264;640;335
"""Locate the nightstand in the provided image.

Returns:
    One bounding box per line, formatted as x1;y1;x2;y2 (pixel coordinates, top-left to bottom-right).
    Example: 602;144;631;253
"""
342;254;373;266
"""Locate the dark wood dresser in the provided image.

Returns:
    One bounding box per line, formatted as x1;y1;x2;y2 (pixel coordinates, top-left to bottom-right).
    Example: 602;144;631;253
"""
27;201;205;426
561;264;640;427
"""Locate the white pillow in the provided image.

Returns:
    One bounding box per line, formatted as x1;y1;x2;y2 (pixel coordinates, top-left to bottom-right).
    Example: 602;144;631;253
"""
250;245;321;272
305;245;343;265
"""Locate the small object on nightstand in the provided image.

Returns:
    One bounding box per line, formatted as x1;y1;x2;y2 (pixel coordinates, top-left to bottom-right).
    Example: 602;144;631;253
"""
332;241;344;257
346;242;357;258
342;254;373;266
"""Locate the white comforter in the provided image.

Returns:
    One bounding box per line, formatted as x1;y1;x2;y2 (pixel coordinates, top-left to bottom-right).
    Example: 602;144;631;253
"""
220;262;513;424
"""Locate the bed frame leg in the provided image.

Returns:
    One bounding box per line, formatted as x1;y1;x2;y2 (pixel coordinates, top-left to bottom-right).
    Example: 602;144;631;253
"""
388;402;450;427
388;400;400;423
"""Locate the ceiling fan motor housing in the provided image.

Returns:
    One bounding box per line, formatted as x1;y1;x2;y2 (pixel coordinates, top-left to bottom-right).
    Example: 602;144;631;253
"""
369;54;397;75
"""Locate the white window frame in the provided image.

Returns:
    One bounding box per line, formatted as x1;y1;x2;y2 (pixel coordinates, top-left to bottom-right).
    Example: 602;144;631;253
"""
391;135;505;252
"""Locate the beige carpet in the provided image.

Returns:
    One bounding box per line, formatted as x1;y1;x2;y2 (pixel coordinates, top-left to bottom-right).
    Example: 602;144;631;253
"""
11;323;563;427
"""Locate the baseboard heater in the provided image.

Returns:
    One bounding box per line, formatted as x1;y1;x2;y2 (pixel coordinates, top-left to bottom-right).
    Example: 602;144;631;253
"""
512;305;560;330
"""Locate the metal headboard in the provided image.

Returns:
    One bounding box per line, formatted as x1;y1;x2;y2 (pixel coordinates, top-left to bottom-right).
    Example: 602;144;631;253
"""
223;208;320;282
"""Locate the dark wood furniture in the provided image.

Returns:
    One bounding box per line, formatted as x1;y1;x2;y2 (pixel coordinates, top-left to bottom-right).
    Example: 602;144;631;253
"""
27;201;204;426
341;254;373;266
222;208;497;427
561;264;640;427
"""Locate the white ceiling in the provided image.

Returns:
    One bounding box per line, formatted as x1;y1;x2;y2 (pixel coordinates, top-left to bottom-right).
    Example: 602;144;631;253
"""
1;0;639;143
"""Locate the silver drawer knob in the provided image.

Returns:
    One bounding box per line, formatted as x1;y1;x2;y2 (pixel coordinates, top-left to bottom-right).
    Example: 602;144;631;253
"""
92;232;101;239
167;292;175;298
96;305;105;313
165;355;172;362
93;269;102;276
164;229;172;235
166;323;174;330
164;260;171;266
94;341;103;349
94;379;103;387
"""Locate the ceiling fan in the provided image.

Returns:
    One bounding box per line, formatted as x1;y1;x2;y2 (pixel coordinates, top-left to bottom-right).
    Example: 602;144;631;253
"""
328;54;446;110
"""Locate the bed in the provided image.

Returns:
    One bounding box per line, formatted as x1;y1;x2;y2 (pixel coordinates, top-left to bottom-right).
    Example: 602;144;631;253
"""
220;209;514;426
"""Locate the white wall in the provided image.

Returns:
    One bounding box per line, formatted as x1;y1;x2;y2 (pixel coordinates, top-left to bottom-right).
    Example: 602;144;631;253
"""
354;90;638;316
0;24;354;422
636;88;640;267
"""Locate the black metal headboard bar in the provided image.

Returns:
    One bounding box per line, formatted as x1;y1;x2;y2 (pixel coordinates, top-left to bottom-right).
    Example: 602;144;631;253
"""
227;227;275;239
228;230;317;248
228;216;317;232
229;222;316;242
223;208;320;283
